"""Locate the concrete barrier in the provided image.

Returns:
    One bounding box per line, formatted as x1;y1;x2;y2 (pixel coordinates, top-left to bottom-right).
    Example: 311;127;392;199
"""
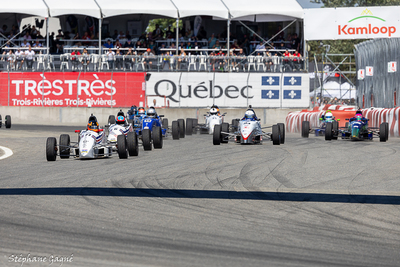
0;106;298;127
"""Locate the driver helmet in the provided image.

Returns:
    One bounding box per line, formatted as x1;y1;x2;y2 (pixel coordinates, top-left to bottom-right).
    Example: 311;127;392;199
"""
138;107;146;116
210;105;219;115
147;107;157;118
355;109;363;116
87;114;99;132
129;105;137;115
116;110;126;125
325;112;333;122
355;114;363;121
244;109;255;119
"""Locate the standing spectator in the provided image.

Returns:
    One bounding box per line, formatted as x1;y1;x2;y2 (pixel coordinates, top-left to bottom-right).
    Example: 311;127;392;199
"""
153;24;163;40
115;48;123;70
124;48;135;70
292;33;301;52
73;32;81;46
81;48;90;71
143;48;155;70
292;50;302;71
236;48;247;71
25;46;35;70
71;49;81;70
82;31;91;46
2;49;15;70
106;48;115;69
15;48;25;70
176;48;186;70
30;26;38;39
208;33;217;49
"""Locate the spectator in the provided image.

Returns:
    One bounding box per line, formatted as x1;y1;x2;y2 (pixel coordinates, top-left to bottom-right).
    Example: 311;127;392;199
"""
106;48;115;69
103;39;113;49
214;40;221;50
143;48;155;70
124;39;134;49
165;27;174;39
114;39;122;49
125;31;132;40
73;32;81;46
115;48;123;70
15;48;25;70
208;33;217;49
33;40;42;48
71;49;81;70
0;25;8;35
153;24;163;40
25;46;35;70
265;51;273;71
82;31;91;46
2;49;15;69
255;42;266;52
292;50;303;71
292;33;301;52
216;49;225;71
24;31;32;41
36;31;44;39
56;29;64;39
236;48;247;71
20;39;30;48
124;48;135;70
177;48;186;70
30;26;38;39
117;31;126;40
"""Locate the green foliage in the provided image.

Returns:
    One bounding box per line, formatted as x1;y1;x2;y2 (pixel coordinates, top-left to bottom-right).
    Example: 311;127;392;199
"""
146;18;183;36
321;0;400;7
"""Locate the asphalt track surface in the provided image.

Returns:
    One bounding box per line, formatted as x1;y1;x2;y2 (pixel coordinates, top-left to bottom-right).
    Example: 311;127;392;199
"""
1;124;400;267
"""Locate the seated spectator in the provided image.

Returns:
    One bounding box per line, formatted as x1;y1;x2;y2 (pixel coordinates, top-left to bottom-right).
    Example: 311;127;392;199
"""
114;39;122;49
255;42;266;52
106;48;115;69
71;49;81;69
117;31;126;40
20;39;30;48
153;24;163;40
231;40;239;49
73;32;81;46
82;31;91;46
216;49;225;71
103;39;113;49
124;39;134;48
292;50;303;71
214;40;221;50
0;25;8;35
33;40;42;48
24;31;32;41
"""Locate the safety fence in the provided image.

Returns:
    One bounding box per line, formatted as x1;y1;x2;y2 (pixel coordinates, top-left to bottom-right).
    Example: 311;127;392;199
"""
355;38;400;109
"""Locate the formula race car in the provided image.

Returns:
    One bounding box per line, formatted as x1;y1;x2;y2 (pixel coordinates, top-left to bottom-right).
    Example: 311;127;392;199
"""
185;105;225;135
301;111;339;139
46;114;138;161
212;108;285;145
0;115;11;128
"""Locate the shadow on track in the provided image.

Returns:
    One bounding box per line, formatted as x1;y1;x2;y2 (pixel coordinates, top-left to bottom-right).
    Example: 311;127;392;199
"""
0;187;399;205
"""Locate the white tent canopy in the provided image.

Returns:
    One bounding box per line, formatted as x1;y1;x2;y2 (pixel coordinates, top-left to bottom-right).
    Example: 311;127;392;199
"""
222;0;304;21
310;81;356;99
44;0;101;18
1;0;48;17
96;0;178;18
170;0;229;19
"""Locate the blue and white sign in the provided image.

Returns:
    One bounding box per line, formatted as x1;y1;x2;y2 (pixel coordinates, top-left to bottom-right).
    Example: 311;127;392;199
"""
284;90;302;99
262;76;280;86
284;76;302;86
261;90;279;99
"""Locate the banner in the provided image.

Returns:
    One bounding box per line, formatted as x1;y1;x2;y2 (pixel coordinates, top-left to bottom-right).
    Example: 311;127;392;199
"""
0;72;145;107
305;6;400;41
146;73;309;108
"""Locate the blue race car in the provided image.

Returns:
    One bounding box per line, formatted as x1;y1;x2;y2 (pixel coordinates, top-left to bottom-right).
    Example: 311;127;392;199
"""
301;111;339;139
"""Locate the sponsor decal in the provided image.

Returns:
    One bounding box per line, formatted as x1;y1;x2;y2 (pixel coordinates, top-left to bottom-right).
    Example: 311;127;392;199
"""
358;69;365;80
284;90;302;99
388;62;397;73
338;9;396;37
366;66;374;76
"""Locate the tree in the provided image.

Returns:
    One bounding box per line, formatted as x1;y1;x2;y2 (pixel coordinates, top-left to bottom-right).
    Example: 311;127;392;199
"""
146;18;183;37
320;0;400;7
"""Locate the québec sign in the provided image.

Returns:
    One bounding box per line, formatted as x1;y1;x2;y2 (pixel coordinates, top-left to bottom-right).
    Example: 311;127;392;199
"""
0;72;145;107
305;7;400;41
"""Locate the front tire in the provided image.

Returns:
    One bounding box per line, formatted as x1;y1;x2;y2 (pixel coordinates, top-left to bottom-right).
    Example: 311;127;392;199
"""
5;115;11;128
325;123;333;141
108;115;116;125
172;121;180;140
127;132;139;156
46;137;57;161
213;124;221;145
221;122;229;143
153;126;163;149
277;123;285;144
162;118;168;130
178;119;185;138
59;134;70;159
117;135;128;158
301;121;309;138
186;118;193;136
332;121;338;140
272;124;280;145
380;123;387;142
142;129;152;150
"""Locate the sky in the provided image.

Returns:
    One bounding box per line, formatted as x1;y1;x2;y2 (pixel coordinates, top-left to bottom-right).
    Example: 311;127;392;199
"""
296;0;324;8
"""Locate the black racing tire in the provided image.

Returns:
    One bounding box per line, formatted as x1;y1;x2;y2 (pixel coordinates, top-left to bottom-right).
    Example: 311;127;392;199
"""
5;115;11;128
345;122;349;129
153;126;163;149
117;135;128;158
384;122;389;141
0;114;2;128
178;118;185;138
325;123;333;141
172;121;180;140
213;124;222;145
301;121;309;138
231;119;239;129
46;137;57;161
142;129;152;150
127;132;139;156
332;121;338;140
272;124;280;145
186;118;193;136
277;123;285;144
108;115;116;124
380;123;387;142
59;134;70;159
221;122;229;143
162;118;168;130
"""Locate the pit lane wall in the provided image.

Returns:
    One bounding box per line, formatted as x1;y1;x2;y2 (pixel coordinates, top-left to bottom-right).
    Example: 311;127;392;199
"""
286;105;400;137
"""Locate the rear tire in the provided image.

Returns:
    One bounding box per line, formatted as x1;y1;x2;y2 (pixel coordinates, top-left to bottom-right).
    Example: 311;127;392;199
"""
221;122;229;143
325;123;333;141
117;135;128;158
384;122;389;140
162;118;168;130
277;123;285;144
272;125;280;145
5;115;11;128
153;126;163;149
0;114;2;128
127;132;139;156
345;122;349;129
186;118;193;136
46;137;57;161
142;129;152;150
172;121;180;140
59;134;70;159
178;119;185;138
332;121;338;140
380;123;387;142
108;115;116;124
213;124;221;145
301;121;309;138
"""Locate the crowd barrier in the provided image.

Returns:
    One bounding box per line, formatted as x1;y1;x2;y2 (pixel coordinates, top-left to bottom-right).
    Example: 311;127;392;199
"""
286;105;400;137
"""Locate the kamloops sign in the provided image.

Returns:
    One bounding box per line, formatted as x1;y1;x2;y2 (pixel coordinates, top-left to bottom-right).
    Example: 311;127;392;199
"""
304;6;400;41
0;72;145;107
146;73;309;108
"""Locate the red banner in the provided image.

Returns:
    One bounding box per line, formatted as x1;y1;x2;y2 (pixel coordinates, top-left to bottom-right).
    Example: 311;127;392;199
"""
0;72;146;107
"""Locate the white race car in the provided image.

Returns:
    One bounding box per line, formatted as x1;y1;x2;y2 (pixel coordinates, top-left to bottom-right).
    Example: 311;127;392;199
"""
185;105;225;135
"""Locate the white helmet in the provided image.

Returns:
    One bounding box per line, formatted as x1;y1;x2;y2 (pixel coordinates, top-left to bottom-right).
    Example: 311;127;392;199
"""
325;112;333;121
244;110;255;119
147;107;156;118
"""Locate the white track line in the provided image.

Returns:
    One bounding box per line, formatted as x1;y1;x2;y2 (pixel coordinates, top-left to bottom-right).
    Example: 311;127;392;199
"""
0;146;13;160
